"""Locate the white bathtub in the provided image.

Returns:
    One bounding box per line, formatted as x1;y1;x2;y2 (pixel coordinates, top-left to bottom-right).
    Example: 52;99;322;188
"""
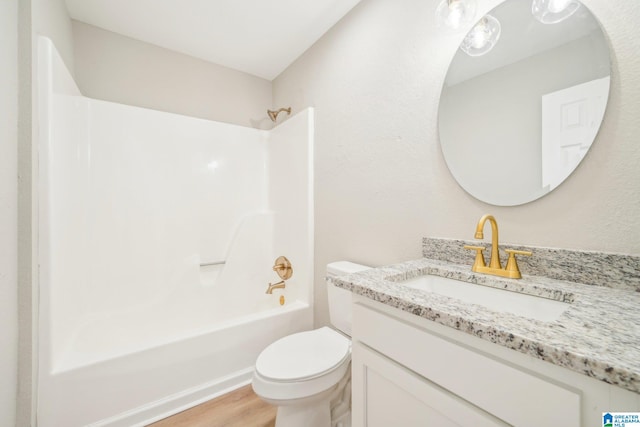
38;301;311;426
37;37;314;426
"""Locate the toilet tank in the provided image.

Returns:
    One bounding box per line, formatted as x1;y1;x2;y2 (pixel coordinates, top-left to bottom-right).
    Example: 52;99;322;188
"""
327;261;371;337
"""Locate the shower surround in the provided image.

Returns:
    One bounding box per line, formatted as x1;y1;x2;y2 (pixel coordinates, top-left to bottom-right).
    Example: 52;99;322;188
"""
37;37;314;426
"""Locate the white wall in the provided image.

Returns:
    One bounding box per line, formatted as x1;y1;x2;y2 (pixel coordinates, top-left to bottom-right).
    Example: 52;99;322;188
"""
272;0;640;326
72;21;274;129
1;0;18;425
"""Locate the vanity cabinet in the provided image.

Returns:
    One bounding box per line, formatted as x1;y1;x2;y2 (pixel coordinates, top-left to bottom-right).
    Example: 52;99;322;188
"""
353;342;508;426
351;296;639;427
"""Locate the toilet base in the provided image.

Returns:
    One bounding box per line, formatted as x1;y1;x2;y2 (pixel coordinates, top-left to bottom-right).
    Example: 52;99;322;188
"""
263;369;352;427
275;397;331;427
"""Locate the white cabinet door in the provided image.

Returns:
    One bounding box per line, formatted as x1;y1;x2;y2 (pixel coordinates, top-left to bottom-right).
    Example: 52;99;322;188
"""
352;342;509;427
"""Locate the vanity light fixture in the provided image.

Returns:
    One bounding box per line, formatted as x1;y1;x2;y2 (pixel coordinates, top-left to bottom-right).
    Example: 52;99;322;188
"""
460;15;501;57
436;0;477;31
532;0;580;24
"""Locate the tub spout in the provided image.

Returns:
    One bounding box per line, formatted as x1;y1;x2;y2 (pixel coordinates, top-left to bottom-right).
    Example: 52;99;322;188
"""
266;280;286;294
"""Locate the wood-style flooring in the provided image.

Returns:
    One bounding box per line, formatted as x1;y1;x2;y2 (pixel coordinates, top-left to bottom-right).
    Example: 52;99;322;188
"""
148;385;276;427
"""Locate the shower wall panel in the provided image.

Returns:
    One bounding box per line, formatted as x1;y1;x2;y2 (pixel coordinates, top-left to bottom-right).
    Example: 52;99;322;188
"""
38;37;314;426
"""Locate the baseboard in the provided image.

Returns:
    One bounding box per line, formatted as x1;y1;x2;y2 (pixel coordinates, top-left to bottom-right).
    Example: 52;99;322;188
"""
88;367;254;427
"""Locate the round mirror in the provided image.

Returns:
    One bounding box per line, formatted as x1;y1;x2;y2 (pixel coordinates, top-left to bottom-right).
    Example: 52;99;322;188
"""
438;0;610;206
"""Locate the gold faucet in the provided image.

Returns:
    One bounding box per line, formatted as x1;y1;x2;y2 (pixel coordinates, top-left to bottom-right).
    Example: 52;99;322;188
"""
266;280;286;294
464;214;532;279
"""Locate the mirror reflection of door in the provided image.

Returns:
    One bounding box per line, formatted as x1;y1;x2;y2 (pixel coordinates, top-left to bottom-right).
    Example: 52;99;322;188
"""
541;76;610;191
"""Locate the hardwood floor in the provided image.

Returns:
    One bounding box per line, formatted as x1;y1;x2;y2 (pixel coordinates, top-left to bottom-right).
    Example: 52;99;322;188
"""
149;385;276;427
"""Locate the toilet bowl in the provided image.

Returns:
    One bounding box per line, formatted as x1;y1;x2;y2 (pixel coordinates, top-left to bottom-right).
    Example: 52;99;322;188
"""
252;261;370;427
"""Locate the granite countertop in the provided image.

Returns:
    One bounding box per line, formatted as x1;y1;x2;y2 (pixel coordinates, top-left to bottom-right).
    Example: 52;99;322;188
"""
329;257;640;394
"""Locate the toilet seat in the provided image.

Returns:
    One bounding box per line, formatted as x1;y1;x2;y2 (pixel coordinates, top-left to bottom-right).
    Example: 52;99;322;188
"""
255;327;350;382
252;261;369;427
252;327;352;401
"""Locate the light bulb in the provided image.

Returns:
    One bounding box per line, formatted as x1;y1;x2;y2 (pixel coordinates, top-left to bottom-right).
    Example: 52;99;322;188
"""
548;0;571;13
447;2;464;28
436;0;477;31
532;0;580;24
470;25;488;49
460;15;501;57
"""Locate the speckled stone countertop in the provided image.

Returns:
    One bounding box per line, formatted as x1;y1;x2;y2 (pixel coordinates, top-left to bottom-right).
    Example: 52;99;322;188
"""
329;256;640;394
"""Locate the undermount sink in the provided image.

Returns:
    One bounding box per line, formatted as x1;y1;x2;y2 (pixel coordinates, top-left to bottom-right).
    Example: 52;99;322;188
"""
401;275;569;322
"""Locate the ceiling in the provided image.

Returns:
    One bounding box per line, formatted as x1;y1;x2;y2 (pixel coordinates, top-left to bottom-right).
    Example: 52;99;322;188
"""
65;0;362;81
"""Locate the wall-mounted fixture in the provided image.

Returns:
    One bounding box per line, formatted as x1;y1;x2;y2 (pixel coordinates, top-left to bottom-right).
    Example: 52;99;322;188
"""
199;259;225;267
266;256;292;293
532;0;580;24
438;0;610;206
436;0;477;31
460;15;501;57
266;280;286;294
272;256;293;280
267;107;291;122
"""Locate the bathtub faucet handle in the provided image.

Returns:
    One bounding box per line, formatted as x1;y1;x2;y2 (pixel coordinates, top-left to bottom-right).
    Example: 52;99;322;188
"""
272;256;293;280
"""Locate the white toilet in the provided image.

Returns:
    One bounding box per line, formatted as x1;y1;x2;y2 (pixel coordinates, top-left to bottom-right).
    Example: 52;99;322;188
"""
252;261;370;427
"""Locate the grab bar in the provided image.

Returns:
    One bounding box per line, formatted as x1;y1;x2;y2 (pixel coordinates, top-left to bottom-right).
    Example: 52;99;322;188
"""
199;260;226;267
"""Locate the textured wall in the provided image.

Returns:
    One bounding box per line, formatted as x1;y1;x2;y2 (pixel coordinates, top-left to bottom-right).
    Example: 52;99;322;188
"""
72;21;274;129
272;0;640;326
1;1;18;425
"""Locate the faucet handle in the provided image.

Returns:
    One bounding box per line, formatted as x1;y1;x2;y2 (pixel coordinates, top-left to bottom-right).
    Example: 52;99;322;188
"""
463;245;486;271
505;249;532;256
504;249;532;279
273;256;293;280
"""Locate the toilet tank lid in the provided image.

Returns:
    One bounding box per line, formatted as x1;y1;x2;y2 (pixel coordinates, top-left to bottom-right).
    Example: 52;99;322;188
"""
327;261;371;277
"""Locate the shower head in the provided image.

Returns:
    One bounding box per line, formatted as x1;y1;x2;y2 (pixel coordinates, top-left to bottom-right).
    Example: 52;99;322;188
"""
267;107;291;122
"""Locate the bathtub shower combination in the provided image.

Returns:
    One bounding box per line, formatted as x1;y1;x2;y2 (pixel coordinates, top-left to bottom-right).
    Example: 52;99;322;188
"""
37;38;314;426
